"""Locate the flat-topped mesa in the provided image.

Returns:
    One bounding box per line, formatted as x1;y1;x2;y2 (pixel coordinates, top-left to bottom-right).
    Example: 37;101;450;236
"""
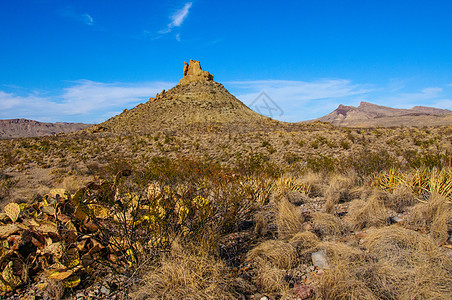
178;60;214;85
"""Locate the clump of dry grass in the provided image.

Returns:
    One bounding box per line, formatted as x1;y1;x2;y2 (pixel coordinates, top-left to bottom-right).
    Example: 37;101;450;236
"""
311;212;347;237
247;240;297;269
132;240;236;300
409;194;452;244
276;198;305;239
314;261;379;300
253;262;289;293
247;240;298;293
324;173;359;213
347;190;389;230
386;183;418;213
299;172;325;198
365;226;452;299
313;241;366;265
315;226;452;299
253;213;268;237
289;231;320;252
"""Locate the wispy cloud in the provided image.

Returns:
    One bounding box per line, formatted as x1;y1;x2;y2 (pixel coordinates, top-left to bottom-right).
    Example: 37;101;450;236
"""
159;2;192;35
227;79;373;121
367;87;446;108
61;8;94;26
0;81;174;123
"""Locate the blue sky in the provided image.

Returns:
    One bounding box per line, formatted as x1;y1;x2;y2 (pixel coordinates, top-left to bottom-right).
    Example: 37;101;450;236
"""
1;0;451;123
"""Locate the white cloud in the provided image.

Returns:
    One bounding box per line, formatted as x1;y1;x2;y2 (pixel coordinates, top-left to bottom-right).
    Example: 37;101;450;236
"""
62;8;94;26
226;79;373;121
159;2;192;34
82;14;94;26
0;81;174;123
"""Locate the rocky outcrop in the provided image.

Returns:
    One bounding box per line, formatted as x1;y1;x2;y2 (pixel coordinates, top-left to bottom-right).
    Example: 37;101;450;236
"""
178;60;214;85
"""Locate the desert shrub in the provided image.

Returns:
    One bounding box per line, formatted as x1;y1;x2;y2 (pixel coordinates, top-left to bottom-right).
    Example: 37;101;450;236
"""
406;149;452;169
306;155;337;174
283;152;301;164
235;152;281;177
342;149;397;178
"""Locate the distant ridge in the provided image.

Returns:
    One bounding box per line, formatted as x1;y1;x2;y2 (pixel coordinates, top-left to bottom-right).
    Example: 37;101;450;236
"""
0;119;92;139
92;60;277;134
311;102;452;127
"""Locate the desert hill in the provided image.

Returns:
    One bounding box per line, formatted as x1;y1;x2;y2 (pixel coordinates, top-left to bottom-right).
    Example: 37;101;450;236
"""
312;101;452;127
93;60;277;134
0;119;92;139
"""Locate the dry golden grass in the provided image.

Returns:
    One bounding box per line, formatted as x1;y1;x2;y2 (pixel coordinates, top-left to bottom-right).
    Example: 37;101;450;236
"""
253;262;289;293
289;231;320;252
386;184;418;213
247;240;297;269
299;172;325;198
347;190;389;230
275;198;305;239
253;213;268;237
313;241;366;265
132;241;236;300
314;261;379;300
324;173;359;213
365;226;452;299
311;212;347;237
315;226;452;299
409;194;452;244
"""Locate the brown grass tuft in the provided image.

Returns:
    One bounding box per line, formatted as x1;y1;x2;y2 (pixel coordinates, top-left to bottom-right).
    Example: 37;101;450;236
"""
386;184;418;213
253;262;289;293
253;213;268;237
347;190;388;230
276;198;305;239
311;212;347;237
409;194;452;244
248;240;297;269
324;173;359;213
132;240;236;300
315;226;452;299
289;231;320;252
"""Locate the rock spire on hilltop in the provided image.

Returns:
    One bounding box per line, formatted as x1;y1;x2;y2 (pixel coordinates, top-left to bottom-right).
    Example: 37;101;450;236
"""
93;60;276;134
178;60;214;85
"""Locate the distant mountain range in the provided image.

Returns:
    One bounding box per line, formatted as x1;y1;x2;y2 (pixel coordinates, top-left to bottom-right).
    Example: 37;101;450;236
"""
0;119;92;139
311;102;452;127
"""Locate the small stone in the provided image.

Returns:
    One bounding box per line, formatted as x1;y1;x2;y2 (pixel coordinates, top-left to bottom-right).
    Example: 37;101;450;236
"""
311;250;329;269
391;216;404;223
260;296;269;300
100;286;110;295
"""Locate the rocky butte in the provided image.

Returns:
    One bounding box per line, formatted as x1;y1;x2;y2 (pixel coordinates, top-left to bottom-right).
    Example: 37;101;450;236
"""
93;60;277;134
